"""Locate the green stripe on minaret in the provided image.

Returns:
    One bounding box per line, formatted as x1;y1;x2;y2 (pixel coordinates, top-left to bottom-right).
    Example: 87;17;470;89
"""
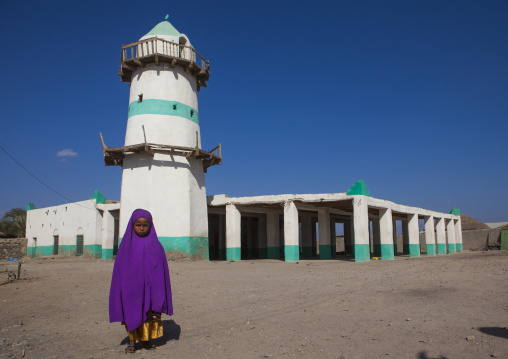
128;99;199;124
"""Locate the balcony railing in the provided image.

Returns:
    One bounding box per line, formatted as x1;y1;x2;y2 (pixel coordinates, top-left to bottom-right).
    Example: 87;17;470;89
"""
118;37;210;88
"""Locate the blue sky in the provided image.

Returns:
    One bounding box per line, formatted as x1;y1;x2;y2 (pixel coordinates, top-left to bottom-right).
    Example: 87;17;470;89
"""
1;0;507;223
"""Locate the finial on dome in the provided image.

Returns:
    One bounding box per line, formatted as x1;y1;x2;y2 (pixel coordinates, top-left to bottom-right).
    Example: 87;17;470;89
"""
165;14;169;20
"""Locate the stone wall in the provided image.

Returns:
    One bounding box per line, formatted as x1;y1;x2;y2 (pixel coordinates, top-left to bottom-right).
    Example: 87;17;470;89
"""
0;238;27;261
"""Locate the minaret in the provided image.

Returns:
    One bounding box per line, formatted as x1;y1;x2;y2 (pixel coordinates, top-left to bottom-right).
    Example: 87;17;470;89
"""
101;16;221;259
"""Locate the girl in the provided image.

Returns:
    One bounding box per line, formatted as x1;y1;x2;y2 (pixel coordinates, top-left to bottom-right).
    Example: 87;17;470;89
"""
109;209;173;353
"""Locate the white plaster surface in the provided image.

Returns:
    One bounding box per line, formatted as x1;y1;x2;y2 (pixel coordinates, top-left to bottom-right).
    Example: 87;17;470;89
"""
424;215;436;247
226;204;241;249
318;209;331;245
283;201;299;246
379;208;393;246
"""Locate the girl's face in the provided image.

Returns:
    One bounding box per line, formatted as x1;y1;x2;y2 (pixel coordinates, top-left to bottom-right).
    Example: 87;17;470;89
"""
133;217;150;237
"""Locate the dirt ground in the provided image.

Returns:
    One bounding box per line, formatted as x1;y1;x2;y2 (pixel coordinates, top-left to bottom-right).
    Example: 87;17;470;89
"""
1;251;507;359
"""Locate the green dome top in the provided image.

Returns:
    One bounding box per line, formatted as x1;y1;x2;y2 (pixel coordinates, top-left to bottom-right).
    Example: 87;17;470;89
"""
142;20;180;38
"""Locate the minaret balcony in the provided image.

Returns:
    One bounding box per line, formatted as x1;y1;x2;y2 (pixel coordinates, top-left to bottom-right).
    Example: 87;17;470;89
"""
118;36;210;88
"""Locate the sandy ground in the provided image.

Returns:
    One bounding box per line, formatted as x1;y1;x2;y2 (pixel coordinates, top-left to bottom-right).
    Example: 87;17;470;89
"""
1;251;507;359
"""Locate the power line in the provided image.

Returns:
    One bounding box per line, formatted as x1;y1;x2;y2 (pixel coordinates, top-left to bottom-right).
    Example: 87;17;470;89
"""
0;144;95;210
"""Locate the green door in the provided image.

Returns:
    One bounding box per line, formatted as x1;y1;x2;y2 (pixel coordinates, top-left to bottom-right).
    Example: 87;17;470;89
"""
76;235;84;256
53;236;59;255
32;238;37;258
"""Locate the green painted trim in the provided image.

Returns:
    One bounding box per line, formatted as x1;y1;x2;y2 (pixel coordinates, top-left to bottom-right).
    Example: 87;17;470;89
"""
84;244;102;259
346;180;370;196
158;236;209;260
284;245;299;262
354;244;370;262
226;247;241;261
143;20;180;37
331;245;336;257
266;246;280;259
128;99;199;124
426;243;436;256
301;246;313;258
380;244;394;260
258;248;267;259
409;244;420;257
319;244;331;259
102;248;114;259
437;243;447;254
32;245;54;257
456;243;463;251
448;243;456;253
373;244;382;257
59;245;76;257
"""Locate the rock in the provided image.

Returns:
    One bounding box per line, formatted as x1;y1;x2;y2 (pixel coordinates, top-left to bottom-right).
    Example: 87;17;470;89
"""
466;335;475;341
405;318;411;321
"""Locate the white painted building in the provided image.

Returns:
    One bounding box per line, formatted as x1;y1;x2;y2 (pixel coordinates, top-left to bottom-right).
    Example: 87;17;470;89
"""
25;191;120;259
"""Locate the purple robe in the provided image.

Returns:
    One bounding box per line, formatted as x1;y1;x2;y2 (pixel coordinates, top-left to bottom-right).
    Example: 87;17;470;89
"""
109;209;173;331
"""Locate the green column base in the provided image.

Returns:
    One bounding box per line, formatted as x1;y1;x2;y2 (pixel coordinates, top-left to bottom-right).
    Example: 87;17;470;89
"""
409;244;420;257
226;247;241;261
354;244;370;262
102;248;114;259
258;248;267;259
448;243;456;253
319;244;331;259
331;245;336;257
425;243;436;256
380;244;394;260
218;248;226;260
267;246;280;259
301;246;313;258
437;243;447;254
456;243;463;251
373;244;382;257
284;245;299;262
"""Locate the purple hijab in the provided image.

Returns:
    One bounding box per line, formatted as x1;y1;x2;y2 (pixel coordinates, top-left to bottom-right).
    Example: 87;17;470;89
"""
109;209;173;331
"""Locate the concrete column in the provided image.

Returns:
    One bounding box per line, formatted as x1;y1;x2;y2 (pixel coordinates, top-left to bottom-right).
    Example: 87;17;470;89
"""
218;214;225;260
101;210;115;259
424;216;436;255
408;213;420;257
266;213;280;259
283;201;299;262
402;219;409;254
454;218;463;251
372;217;381;257
344;220;352;254
435;217;446;254
392;218;398;254
353;196;370;262
301;213;313;257
226;204;241;261
379;208;394;260
318;209;331;259
446;219;456;253
258;215;267;258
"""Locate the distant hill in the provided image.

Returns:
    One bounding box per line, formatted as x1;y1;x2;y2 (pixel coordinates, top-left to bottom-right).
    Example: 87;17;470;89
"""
461;214;490;230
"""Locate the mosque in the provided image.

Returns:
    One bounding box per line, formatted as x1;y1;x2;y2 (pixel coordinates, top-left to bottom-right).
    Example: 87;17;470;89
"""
25;18;463;263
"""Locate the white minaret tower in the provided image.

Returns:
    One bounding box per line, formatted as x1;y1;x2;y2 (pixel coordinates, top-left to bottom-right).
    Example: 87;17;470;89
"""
101;16;221;259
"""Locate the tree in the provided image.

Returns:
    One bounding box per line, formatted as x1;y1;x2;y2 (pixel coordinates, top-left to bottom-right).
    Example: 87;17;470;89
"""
0;208;26;238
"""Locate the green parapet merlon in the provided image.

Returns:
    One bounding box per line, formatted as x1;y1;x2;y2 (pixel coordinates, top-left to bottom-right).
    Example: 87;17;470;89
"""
354;244;370;262
346;180;370;196
380;244;394;260
26;203;36;211
426;243;436;256
226;247;241;261
284;245;299;262
448;208;460;216
266;246;280;259
91;190;106;204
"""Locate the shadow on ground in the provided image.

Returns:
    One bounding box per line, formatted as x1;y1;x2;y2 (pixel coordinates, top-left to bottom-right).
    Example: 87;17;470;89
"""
417;351;449;359
119;320;181;346
477;327;508;339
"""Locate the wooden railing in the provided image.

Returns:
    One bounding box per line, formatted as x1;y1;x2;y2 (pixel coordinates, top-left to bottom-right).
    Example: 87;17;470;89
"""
121;37;209;70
